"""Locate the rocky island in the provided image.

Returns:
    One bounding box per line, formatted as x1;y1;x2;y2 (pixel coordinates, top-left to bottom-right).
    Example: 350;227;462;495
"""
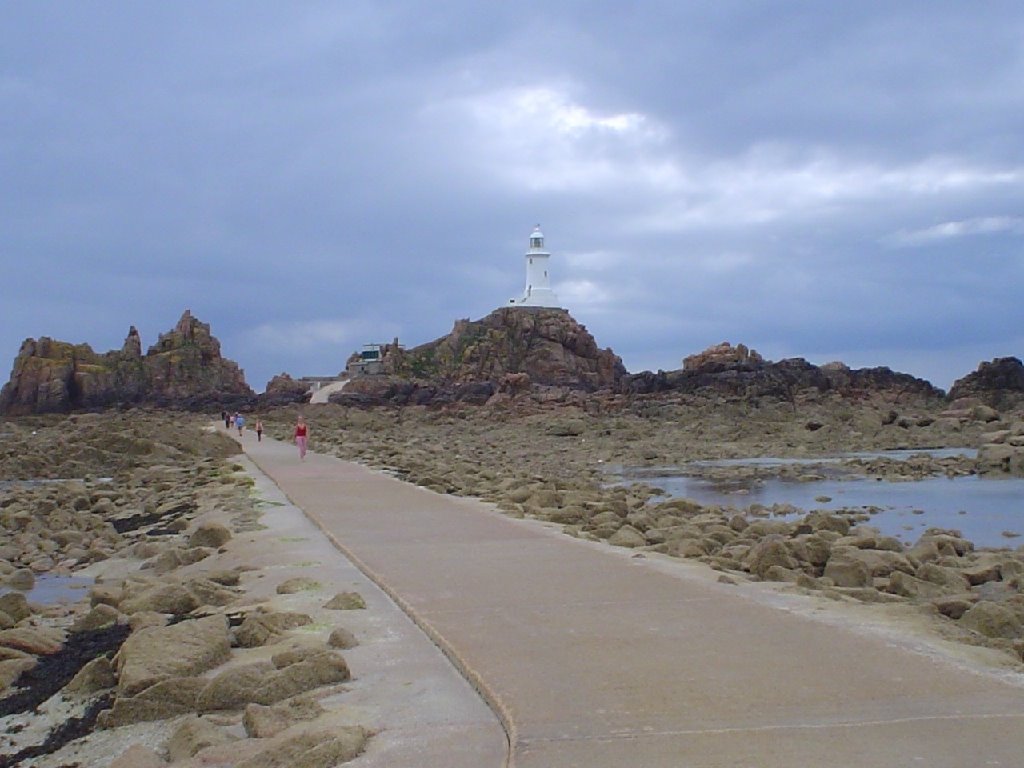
0;311;253;416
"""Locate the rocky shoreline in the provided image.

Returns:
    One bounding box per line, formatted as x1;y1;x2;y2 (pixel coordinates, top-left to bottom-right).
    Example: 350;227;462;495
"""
2;388;1024;764
0;413;374;767
264;396;1024;669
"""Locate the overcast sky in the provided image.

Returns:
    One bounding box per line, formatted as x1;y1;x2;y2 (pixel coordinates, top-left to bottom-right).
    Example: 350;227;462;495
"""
2;2;1022;392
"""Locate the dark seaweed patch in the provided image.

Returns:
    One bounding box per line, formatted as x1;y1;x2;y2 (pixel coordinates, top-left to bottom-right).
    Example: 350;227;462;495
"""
0;625;129;718
109;500;194;534
0;693;113;768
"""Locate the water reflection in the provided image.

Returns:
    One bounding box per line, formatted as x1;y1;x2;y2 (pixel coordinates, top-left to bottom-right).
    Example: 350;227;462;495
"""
611;449;1022;549
0;574;93;605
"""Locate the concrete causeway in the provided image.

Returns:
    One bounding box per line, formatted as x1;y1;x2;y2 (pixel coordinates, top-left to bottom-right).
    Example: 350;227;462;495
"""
240;433;1024;767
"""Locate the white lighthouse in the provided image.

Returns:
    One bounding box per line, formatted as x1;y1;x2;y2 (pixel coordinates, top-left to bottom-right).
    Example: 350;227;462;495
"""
510;225;560;308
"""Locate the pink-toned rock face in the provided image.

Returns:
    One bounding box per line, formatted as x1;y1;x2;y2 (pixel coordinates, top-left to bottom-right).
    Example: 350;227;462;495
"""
386;307;626;390
683;342;764;372
0;310;254;415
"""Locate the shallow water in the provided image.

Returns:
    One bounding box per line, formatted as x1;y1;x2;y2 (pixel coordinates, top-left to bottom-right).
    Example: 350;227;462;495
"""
612;449;1023;549
686;447;977;468
0;574;93;605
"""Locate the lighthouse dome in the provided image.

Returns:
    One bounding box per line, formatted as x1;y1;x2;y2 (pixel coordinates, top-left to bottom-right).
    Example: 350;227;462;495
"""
528;225;545;250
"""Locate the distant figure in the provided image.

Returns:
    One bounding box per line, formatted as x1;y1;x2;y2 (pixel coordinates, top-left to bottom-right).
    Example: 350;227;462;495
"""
235;412;245;437
255;419;264;442
294;416;308;460
221;409;229;428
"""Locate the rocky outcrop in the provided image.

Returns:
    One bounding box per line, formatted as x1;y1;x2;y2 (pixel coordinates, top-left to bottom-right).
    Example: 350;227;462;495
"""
977;421;1024;476
335;308;625;406
948;357;1024;409
623;353;942;405
391;308;624;389
683;342;764;372
259;373;311;407
0;310;254;415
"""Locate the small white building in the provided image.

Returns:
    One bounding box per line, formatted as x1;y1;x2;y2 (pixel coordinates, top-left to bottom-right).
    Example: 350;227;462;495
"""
509;225;560;308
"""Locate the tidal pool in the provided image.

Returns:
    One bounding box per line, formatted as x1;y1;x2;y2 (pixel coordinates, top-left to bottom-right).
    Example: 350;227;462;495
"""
612;450;1023;549
0;575;93;605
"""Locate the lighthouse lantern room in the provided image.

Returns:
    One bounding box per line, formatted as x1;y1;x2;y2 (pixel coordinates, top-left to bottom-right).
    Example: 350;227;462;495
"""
510;225;560;308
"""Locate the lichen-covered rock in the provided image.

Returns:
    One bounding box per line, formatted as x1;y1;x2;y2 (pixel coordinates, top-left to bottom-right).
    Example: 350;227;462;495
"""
323;592;366;610
116;615;230;696
64;656;116;695
0;658;36;692
0;310;254;415
0;592;31;623
608;525;648;548
109;744;167;768
235;727;369;768
119;584;200;616
683;342;764;372
948;357;1024;409
197;662;273;711
337;308;626;405
198;652;350;711
887;571;949;600
185;577;239;608
959;601;1024;639
276;577;321;594
234;611;313;648
242;696;326;738
915;562;971;592
71;603;122;632
260;372;312;407
166;716;238;762
327;627;359;650
6;568;35;590
99;676;207;727
744;536;799;579
823;552;872;588
0;626;64;655
622;355;943;405
189;522;232;549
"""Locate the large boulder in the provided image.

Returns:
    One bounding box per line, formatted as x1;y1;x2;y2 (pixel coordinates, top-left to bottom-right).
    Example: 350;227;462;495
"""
743;536;799;578
167;716;239;762
197;651;350;711
115;614;231;696
235;727;369;768
189;522;232;549
823;551;873;588
119;584;200;616
243;696;326;738
959;601;1024;639
99;677;207;727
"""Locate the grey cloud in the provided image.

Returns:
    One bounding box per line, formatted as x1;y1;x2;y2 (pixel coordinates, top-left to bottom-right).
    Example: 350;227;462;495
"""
1;2;1022;392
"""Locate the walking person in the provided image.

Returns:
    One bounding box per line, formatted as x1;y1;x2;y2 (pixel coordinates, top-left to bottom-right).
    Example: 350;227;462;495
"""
294;415;308;460
235;412;246;437
255;418;264;442
222;410;230;429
